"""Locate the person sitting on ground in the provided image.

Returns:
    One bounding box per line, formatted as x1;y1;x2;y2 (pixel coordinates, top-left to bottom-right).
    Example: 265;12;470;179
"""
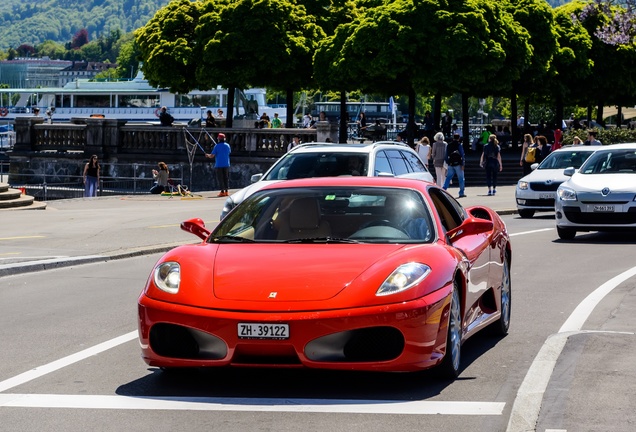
150;162;169;194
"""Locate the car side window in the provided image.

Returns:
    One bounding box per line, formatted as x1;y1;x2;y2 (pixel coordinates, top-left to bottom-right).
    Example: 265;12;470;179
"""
374;151;393;176
385;149;410;176
428;188;465;232
402;150;428;173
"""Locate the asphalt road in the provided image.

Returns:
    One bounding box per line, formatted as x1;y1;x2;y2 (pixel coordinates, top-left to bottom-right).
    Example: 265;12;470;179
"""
1;189;635;431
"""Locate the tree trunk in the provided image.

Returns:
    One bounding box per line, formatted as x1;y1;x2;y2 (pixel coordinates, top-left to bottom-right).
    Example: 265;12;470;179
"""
285;88;294;128
407;87;417;147
226;87;235;128
555;96;564;133
339;91;348;143
511;90;518;150
596;102;603;126
587;105;593;126
433;93;442;133
617;106;623;128
461;93;470;153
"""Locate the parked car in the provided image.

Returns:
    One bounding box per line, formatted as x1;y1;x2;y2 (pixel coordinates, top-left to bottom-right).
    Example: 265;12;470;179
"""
139;176;512;378
516;146;596;218
555;143;636;239
220;141;434;218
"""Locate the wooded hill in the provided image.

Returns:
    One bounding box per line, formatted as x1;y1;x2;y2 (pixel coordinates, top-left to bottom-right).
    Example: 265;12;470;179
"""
0;0;170;51
0;0;571;52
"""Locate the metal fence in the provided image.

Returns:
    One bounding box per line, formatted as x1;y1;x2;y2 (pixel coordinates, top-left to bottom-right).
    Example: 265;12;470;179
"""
6;163;184;202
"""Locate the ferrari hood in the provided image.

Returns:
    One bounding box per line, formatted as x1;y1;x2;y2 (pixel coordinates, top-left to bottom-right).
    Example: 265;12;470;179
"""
212;244;404;302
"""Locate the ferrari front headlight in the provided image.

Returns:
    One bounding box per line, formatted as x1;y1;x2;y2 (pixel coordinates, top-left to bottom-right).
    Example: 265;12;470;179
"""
376;263;431;296
154;262;181;294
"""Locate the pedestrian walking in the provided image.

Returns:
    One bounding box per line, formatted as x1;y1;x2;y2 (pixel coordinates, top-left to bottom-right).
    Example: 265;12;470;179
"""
443;133;466;198
520;133;534;176
480;134;503;196
83;155;100;197
431;132;447;187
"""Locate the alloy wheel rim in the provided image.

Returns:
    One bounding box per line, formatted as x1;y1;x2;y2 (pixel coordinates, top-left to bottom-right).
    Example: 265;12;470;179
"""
449;289;461;371
501;260;511;329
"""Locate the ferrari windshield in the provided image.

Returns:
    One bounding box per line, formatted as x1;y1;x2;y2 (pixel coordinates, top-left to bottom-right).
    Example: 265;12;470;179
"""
579;149;636;174
211;187;434;243
263;152;370;180
538;149;593;170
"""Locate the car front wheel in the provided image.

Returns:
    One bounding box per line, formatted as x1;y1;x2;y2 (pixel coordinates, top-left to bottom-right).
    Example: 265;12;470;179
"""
439;281;462;379
557;226;576;240
491;253;511;336
518;209;535;218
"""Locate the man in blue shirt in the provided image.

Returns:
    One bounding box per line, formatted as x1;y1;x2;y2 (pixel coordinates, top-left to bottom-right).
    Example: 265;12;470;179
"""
206;133;231;197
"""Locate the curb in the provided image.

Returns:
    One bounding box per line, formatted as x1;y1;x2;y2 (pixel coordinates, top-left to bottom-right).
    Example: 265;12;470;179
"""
0;242;188;278
1;209;518;277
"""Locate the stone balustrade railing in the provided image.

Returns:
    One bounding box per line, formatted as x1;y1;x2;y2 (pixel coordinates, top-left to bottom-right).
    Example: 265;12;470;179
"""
13;116;331;157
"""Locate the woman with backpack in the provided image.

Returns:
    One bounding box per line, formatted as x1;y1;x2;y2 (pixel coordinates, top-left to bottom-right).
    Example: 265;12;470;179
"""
480;134;503;196
520;133;535;176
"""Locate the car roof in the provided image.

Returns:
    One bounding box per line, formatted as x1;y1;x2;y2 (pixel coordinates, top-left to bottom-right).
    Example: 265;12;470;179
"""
553;145;597;152
593;143;636;150
258;176;429;191
289;141;413;154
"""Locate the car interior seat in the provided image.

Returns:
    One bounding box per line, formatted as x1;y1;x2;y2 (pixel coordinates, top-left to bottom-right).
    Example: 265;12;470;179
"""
276;197;331;240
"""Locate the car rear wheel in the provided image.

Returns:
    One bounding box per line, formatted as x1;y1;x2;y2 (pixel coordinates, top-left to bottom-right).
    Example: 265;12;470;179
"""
557;226;576;240
439;282;462;379
518;209;535;218
491;254;511;336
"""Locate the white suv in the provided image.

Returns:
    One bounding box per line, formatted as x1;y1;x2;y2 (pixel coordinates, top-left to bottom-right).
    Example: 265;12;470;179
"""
220;141;434;218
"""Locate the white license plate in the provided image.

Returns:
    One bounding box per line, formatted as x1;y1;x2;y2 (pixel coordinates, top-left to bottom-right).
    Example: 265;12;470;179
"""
539;193;555;199
593;205;615;212
238;323;289;339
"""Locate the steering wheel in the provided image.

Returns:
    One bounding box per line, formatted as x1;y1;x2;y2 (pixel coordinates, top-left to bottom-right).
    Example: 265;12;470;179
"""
361;219;408;235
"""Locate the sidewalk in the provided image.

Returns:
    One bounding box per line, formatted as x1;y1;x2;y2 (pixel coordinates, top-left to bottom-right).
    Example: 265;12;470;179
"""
0;185;517;277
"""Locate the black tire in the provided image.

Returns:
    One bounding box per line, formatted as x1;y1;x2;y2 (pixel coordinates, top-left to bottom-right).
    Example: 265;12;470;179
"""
490;254;511;336
518;209;535;218
439;281;462;379
557;226;576;240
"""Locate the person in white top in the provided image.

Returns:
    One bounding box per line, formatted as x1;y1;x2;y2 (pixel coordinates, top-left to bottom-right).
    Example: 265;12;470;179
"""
415;136;431;162
287;135;300;152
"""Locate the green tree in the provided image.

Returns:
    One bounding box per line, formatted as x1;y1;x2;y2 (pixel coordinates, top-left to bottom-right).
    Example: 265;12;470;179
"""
317;0;530;145
135;0;203;94
195;0;325;127
502;0;558;144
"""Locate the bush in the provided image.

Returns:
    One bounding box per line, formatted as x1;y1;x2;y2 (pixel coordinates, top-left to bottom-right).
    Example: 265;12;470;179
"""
562;127;636;145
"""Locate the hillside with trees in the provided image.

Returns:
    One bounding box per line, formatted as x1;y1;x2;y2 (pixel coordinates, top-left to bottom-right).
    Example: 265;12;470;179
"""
0;0;170;51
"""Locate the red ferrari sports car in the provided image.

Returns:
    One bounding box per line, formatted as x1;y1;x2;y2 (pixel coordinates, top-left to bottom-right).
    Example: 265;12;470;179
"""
138;177;511;378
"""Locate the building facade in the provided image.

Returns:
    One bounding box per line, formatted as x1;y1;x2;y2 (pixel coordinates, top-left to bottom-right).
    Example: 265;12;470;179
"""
0;58;73;88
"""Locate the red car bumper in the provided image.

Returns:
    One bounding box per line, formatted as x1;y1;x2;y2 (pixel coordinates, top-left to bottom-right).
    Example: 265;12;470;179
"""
138;284;452;372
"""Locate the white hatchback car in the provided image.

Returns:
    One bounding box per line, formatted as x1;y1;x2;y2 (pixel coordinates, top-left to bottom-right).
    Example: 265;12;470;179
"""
221;141;434;218
555;143;636;239
515;146;596;218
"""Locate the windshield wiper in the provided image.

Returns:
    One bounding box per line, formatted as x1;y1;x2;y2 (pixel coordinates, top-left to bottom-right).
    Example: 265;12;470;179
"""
283;237;361;244
211;235;256;243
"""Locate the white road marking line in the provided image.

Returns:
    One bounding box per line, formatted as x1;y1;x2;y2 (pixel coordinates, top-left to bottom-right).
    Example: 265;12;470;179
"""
506;265;636;432
0;331;137;393
0;330;505;416
0;235;46;241
509;228;553;237
0;394;505;415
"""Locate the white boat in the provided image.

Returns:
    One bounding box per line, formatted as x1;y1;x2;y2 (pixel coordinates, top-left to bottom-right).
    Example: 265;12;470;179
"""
0;71;279;124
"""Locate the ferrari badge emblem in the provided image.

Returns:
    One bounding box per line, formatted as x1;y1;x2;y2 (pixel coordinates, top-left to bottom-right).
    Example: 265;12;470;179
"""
268;292;277;298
